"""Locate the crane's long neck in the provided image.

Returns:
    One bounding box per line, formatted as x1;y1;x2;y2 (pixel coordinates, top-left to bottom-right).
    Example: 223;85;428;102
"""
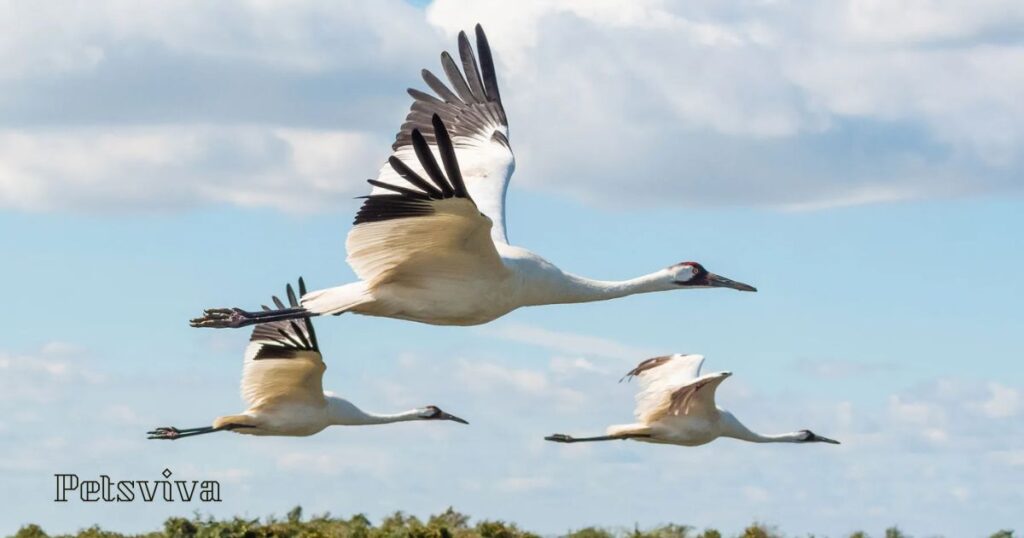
326;397;421;426
718;411;805;443
540;270;674;305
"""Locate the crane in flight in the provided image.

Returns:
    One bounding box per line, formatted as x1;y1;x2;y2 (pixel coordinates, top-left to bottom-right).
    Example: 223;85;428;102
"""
190;25;755;331
545;354;839;447
149;279;467;440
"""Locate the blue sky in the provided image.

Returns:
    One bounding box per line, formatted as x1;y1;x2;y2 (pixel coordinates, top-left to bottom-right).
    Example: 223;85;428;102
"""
1;1;1022;536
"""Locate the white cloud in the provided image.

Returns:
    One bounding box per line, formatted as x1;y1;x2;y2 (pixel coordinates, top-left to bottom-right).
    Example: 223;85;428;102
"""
0;0;432;79
455;359;587;411
429;0;1024;209
549;356;607;376
1;0;1021;213
976;382;1021;418
483;323;656;361
457;360;549;393
0;343;103;404
0;126;382;212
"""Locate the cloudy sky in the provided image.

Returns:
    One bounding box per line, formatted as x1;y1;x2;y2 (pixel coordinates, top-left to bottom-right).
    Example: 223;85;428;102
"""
1;0;1022;536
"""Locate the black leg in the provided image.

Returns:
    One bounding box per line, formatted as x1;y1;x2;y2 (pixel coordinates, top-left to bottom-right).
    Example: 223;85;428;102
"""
189;307;309;329
545;433;632;443
147;424;253;440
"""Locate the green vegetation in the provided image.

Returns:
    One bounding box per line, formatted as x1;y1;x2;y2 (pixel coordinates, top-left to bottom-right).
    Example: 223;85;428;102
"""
8;508;1016;538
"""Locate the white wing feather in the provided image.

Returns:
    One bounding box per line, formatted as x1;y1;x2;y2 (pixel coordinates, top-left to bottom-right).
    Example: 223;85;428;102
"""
240;342;326;410
628;354;709;423
372;25;515;244
371;141;513;244
345;197;505;289
241;282;326;410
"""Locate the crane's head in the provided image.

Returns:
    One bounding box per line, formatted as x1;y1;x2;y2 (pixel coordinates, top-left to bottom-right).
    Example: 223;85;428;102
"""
797;429;840;444
668;262;757;292
418;405;469;425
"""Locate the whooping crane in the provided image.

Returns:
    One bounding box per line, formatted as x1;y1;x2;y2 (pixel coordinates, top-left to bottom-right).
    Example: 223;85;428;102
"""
150;279;467;440
190;25;755;331
545;354;839;447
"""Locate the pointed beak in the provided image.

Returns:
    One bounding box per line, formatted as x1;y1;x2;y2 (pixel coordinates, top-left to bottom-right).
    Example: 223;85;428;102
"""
440;412;469;425
707;273;757;292
811;433;840;444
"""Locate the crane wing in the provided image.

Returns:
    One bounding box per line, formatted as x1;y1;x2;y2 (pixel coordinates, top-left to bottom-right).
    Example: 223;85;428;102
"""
657;372;730;421
347;114;507;291
370;24;514;244
623;354;715;423
241;279;326;409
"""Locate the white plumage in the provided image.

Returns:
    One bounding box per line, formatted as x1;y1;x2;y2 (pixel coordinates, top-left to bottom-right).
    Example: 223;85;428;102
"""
149;280;467;441
190;25;755;331
546;353;840;447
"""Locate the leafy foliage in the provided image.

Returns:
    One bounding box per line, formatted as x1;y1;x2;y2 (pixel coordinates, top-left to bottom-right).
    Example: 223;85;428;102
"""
8;508;1016;538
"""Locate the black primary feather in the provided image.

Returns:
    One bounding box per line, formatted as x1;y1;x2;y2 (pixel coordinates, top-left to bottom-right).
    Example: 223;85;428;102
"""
355;117;475;226
441;51;476;103
387;155;444;198
458;31;487;102
249;280;319;358
411;129;454;197
392;25;507;151
297;277;319;351
475;24;502;106
432;114;468;198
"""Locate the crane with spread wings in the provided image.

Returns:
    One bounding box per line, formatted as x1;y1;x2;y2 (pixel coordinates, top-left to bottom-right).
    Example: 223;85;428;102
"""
190;26;755;331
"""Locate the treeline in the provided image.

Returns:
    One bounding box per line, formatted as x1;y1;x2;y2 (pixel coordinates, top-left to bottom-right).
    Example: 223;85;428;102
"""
9;507;1016;538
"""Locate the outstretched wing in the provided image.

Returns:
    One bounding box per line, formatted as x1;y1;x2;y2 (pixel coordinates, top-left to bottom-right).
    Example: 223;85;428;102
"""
241;279;326;409
347;115;507;292
624;354;722;423
371;24;514;244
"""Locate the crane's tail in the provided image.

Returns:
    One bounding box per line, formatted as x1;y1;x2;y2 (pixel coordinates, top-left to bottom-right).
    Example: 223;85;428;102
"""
301;281;370;316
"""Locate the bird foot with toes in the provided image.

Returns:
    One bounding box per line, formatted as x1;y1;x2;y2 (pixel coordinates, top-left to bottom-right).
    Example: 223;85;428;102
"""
147;427;181;440
190;308;251;329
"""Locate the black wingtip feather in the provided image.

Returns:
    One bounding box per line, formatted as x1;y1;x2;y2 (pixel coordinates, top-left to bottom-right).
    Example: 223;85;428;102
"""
410;128;454;197
286;284;298;307
367;179;432;200
458;31;486;102
249;279;319;355
421;68;462;105
288;320;310;349
298;277;318;352
475;25;502;105
392;27;507;151
440;50;476;104
432;114;469;198
388;154;443;199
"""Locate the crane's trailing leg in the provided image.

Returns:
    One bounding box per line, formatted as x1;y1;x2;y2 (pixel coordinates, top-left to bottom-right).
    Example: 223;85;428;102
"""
544;433;648;443
147;424;253;440
148;426;220;440
190;278;356;329
189;306;309;328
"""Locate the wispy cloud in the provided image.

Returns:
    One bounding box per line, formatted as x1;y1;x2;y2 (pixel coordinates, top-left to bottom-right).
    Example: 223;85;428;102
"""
975;382;1021;418
792;357;893;380
482;323;656;361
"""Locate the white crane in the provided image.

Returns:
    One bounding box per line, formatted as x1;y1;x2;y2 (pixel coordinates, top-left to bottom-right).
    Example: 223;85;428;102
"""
545;354;839;447
150;279;467;440
190;25;755;331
